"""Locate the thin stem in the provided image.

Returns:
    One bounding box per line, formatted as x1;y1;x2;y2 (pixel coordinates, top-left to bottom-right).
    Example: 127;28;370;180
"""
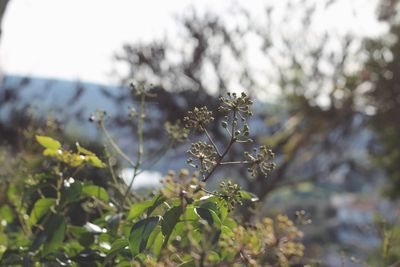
99;121;136;168
139;142;171;171
199;158;206;180
121;93;146;208
201;109;238;183
105;146;119;188
70;165;84;178
199;187;222;197
203;126;221;157
104;145;125;210
220;161;250;165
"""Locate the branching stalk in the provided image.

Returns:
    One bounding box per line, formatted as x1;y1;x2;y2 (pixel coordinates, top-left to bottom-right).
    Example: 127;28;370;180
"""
99;121;136;168
121;92;146;208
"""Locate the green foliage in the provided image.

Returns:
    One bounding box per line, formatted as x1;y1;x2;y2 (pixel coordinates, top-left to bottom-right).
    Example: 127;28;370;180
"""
29;198;56;225
36;135;106;168
0;90;305;266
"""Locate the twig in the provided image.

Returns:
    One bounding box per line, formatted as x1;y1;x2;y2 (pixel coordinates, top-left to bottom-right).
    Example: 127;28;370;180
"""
220;161;250;165
99;121;136;168
200;109;238;183
121;92;146;208
203;127;221;157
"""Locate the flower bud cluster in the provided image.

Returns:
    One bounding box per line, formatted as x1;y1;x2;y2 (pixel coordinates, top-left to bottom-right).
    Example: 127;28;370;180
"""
183;106;214;131
218;92;253;117
244;146;276;177
218;215;304;266
219;181;243;211
187;141;218;174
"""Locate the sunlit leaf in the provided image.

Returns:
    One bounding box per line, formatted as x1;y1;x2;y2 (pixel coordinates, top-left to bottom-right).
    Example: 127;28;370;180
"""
87;155;106;168
42;148;59;157
35;135;61;150
240;190;259;202
76;142;95;156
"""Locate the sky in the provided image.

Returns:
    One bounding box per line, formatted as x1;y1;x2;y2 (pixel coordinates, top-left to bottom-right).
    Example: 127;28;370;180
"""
0;0;385;86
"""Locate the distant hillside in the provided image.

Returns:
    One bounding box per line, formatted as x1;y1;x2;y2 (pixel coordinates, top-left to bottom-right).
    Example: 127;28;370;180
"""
0;74;123;125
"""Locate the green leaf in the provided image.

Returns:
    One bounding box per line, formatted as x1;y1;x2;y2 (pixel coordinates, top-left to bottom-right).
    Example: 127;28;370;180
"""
161;206;182;246
152;231;163;258
200;201;219;212
87;155;106;168
35;135;61;150
61;182;82;204
146;225;161;250
76;143;95;155
207;251;220;263
76;142;106;167
77;232;95;247
221;225;233;235
146;194;166;216
106;213;123;236
29;198;56;225
69;225;87;236
184;206;199;221
170;222;185;239
128;216;160;256
240;190;259;202
195;208;221;227
0;205;14;224
198;196;228;221
127;200;153;220
82;185;109;202
31;214;66;255
42;148;59;157
222;218;237;230
219;204;228;221
110;238;129;254
104;238;129;263
127;194;165;220
200;198;229;221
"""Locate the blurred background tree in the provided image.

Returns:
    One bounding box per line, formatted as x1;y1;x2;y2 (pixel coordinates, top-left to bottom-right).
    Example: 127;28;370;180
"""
365;0;400;199
108;1;399;260
112;0;375;202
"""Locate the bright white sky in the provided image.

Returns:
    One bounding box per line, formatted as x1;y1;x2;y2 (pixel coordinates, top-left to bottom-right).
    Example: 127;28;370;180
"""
0;0;384;85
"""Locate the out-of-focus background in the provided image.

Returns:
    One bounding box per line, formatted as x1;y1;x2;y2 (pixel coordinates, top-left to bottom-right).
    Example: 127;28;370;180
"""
1;0;400;265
